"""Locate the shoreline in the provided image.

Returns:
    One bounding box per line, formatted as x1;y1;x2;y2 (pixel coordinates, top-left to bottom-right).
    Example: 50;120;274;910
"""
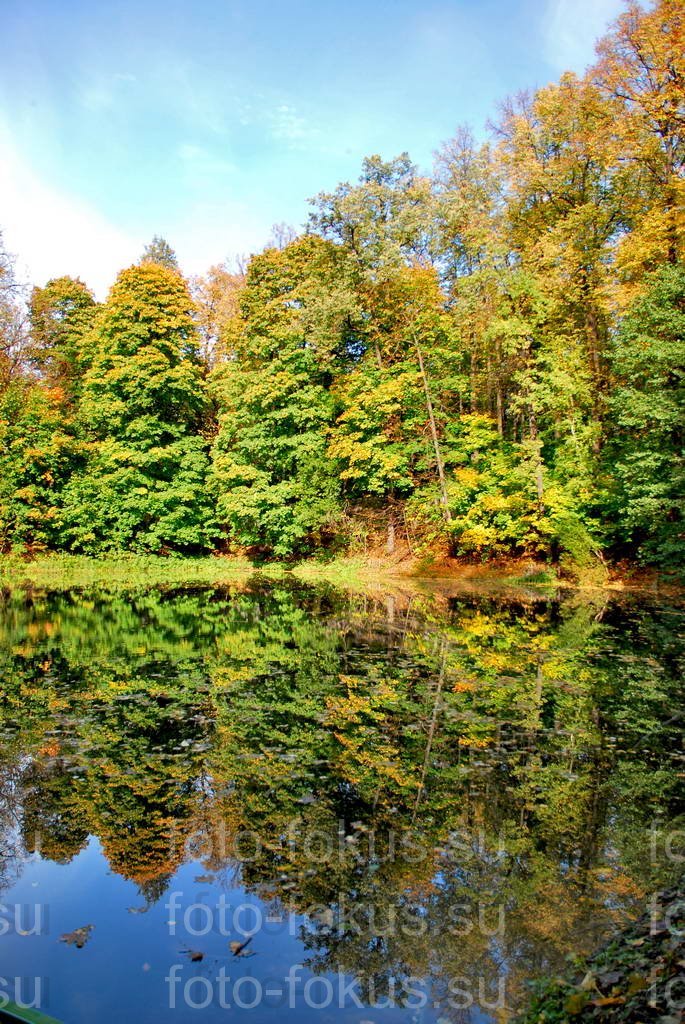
516;874;685;1023
0;552;681;600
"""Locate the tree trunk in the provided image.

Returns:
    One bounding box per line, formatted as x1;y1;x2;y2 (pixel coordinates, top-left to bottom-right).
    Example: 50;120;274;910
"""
414;334;452;523
528;409;545;504
386;517;395;554
412;638;447;821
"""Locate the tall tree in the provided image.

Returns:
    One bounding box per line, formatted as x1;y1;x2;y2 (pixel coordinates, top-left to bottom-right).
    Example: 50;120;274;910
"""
309;153;434;276
607;263;685;565
433;127;506;421
60;263;216;553
28;276;97;402
0;380;82;551
311;160;456;520
209;236;358;555
593;0;685;279
0;232;26;387
140;235;180;272
189;262;245;367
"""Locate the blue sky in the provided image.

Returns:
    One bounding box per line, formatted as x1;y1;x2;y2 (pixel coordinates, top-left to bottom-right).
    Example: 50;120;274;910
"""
0;0;624;296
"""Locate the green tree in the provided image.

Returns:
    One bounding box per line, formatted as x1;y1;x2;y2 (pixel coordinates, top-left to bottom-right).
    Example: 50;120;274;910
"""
209;236;358;555
140;235;180;272
60;263;216;553
309;153;434;275
0;380;82;551
607;263;685;564
28;276;97;402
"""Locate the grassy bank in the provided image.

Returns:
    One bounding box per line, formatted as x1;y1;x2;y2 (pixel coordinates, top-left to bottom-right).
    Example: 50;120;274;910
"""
0;551;676;598
0;553;268;589
0;552;415;593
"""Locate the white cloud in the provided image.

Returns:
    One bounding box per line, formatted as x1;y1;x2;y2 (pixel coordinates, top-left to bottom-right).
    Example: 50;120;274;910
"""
269;104;320;148
0;127;268;299
0;124;140;298
542;0;625;73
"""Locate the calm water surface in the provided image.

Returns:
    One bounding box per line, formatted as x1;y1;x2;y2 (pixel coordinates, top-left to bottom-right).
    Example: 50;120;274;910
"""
0;582;683;1022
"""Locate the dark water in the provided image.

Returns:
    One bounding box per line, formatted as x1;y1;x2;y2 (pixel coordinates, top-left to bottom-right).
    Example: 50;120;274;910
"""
0;582;683;1022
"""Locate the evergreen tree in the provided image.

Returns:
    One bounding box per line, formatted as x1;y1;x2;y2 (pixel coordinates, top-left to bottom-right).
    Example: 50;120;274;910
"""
140;235;180;272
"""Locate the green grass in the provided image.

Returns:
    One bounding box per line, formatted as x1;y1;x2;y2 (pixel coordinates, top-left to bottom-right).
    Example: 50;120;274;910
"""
0;551;648;595
290;554;395;588
0;553;267;589
506;568;560;587
0;552;387;592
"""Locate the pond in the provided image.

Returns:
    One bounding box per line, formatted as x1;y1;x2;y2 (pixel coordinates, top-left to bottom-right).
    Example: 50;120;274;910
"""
0;581;682;1022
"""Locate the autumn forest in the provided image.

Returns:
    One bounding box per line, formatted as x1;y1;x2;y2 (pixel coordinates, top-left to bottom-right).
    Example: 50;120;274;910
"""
1;0;683;572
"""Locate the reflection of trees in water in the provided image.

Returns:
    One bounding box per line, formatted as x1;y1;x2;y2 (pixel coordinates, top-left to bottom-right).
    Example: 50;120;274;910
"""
0;589;218;896
0;753;29;893
22;758;89;863
0;584;682;1013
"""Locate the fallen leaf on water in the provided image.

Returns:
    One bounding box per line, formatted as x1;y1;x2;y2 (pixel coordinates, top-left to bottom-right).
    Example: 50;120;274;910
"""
60;925;94;948
230;935;254;956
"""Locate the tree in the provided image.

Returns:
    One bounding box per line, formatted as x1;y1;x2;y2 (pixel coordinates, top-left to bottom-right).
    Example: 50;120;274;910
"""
28;276;97;401
309;152;434;276
330;266;457;519
593;0;685;278
140;235;180;272
0;0;682;571
494;74;626;408
0;231;27;387
311;159;457;522
209;237;358;555
433;128;505;421
266;222;298;250
607;263;685;564
0;380;82;551
60;263;216;553
189;262;245;367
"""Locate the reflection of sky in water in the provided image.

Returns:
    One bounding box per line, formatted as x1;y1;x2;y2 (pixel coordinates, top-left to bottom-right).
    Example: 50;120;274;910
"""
2;839;481;1022
0;585;682;1022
